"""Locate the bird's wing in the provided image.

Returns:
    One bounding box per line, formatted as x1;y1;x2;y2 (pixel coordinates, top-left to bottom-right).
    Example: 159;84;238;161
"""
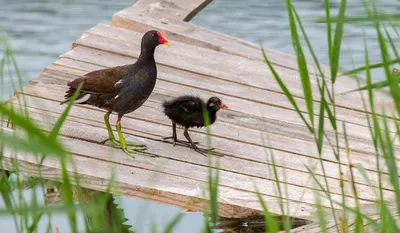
165;96;201;113
67;64;134;94
180;100;198;113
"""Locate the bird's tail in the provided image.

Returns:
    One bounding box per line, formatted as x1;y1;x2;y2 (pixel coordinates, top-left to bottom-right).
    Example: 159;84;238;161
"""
60;88;90;105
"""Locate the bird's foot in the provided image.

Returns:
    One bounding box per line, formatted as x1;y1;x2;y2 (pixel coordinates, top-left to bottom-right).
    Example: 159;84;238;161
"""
122;147;158;158
162;136;199;146
193;147;215;157
102;138;147;149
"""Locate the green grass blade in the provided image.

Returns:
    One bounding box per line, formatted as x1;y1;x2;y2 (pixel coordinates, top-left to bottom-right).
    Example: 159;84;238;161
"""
162;212;183;233
324;0;333;72
0;134;61;155
343;58;400;75
381;113;400;214
255;189;279;233
201;208;211;233
292;6;324;77
316;91;326;154
380;202;399;233
315;194;328;233
263;141;290;232
306;166;381;230
208;165;219;228
330;0;347;83
0;176;21;232
353;164;378;198
348;26;400;93
343;122;364;233
375;26;400;116
285;0;314;127
151;219;158;233
0;105;48;142
384;26;400;59
262;47;313;133
0;106;64;156
28;211;43;233
293;5;336;116
49;82;83;141
316;12;400;24
324;102;337;131
345;77;399;93
59;169;78;233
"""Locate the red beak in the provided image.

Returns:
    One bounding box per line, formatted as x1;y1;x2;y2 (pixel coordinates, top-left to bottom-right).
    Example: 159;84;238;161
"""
219;102;228;109
157;31;169;46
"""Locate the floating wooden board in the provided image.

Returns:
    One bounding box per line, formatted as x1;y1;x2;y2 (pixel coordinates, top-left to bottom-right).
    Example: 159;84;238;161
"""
1;0;398;227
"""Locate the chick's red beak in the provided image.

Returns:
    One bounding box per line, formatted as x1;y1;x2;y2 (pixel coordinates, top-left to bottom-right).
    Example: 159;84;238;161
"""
219;102;228;109
157;31;169;46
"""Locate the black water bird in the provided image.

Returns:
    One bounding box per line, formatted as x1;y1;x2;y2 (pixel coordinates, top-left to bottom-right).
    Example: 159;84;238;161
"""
62;30;169;157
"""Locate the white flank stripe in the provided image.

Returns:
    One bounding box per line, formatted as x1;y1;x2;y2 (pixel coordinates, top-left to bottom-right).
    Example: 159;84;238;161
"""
115;80;123;86
74;94;90;104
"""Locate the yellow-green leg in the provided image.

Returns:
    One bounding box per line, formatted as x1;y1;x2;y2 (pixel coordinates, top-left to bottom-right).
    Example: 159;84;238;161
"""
116;118;155;158
102;111;121;147
102;112;146;149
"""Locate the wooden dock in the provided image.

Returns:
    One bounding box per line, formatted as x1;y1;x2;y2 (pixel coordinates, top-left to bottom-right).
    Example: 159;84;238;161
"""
1;0;399;231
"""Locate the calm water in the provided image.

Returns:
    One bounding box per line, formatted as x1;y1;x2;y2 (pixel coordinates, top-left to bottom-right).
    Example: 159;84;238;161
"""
0;0;399;232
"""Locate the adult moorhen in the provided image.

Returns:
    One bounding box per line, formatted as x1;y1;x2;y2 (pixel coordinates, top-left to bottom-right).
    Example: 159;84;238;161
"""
61;30;169;158
162;95;227;156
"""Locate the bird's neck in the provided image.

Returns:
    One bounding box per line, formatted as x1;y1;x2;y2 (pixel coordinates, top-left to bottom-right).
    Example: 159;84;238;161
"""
205;108;217;125
138;46;156;63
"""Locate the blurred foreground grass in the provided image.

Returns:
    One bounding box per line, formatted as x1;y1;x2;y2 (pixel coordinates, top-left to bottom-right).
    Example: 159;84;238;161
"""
1;0;400;232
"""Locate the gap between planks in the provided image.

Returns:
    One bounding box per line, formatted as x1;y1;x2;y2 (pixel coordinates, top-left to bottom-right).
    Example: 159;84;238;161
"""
70;27;398;135
24;74;398;179
80;23;394;116
1;125;333;220
9;89;399;205
47;57;397;147
23;70;400;185
42;59;400;159
11;88;394;188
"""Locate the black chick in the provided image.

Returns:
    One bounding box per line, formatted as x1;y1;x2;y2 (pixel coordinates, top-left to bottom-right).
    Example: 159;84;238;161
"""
162;95;227;155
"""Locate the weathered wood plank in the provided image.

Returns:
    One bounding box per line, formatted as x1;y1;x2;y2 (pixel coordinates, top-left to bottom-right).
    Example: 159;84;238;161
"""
51;53;394;143
111;3;332;76
0;130;265;219
26;69;400;182
48;57;400;159
14;83;392;194
2;121;337;220
3;0;397;227
133;0;212;22
55;44;399;144
44;51;400;157
24;74;394;178
75;24;395;120
79;24;341;91
10;85;399;204
111;10;394;114
77;25;334;93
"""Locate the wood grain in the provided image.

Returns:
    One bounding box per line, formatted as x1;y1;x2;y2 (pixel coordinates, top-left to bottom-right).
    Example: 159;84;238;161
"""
76;24;395;120
46;46;400;157
9;87;399;205
2;0;398;225
24;75;398;178
133;0;213;22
